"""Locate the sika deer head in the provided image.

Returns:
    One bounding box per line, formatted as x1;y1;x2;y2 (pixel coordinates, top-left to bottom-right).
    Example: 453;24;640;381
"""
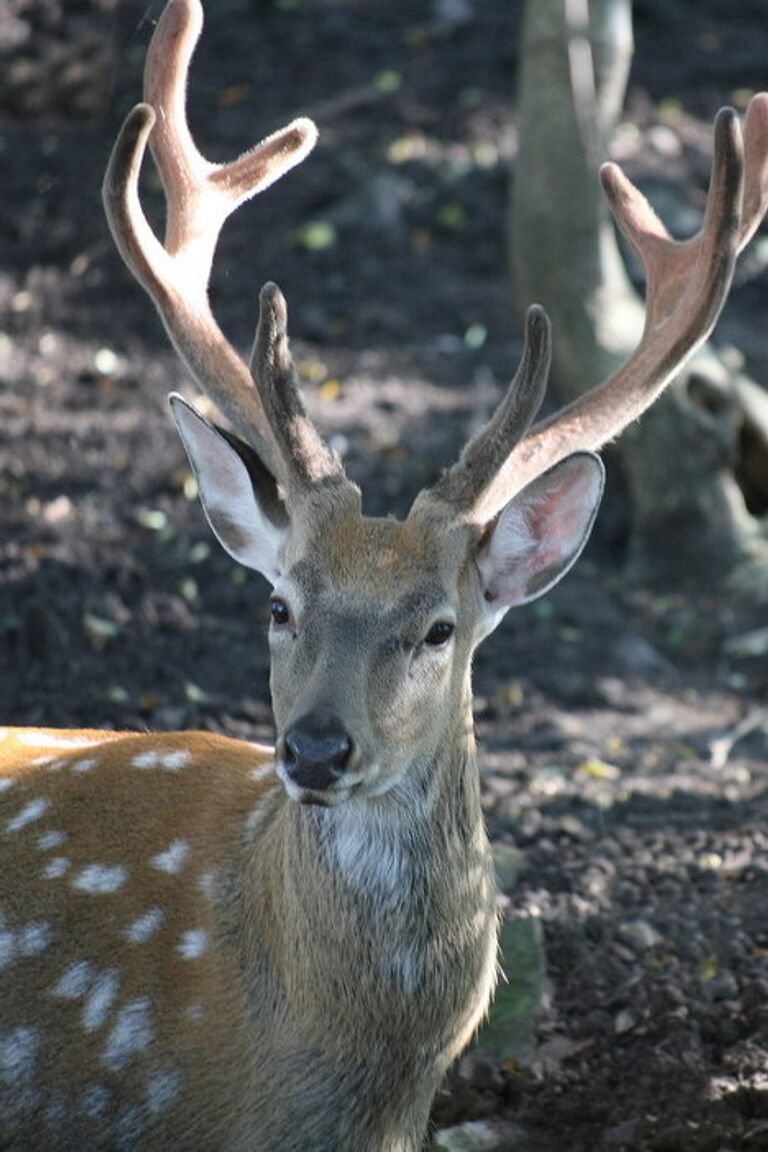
173;295;604;805
103;0;768;806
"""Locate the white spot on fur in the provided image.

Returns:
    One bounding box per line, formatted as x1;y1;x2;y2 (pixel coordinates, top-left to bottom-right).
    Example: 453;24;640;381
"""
115;1104;145;1151
71;757;99;774
52;960;94;999
131;750;159;770
185;1003;205;1022
82;970;120;1032
0;931;16;968
243;786;279;837
123;907;164;944
160;749;191;772
0;730;6;741
150;838;190;874
19;920;53;957
244;803;267;835
80;1082;111;1118
0;1027;41;1109
102;998;154;1071
0;778;14;793
146;1067;184;1115
6;797;50;834
37;829;67;851
45;1088;72;1129
73;864;127;894
0;1027;40;1079
177;929;208;960
44;760;67;773
249;762;273;782
197;870;218;899
17;733;99;750
43;856;71;880
131;748;190;772
30;755;57;766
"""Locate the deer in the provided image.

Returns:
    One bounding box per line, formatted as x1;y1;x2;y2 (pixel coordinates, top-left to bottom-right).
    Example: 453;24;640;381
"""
1;0;767;1148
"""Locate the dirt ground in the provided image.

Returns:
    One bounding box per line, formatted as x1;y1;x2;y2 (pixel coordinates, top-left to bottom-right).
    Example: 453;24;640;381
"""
1;1;767;1149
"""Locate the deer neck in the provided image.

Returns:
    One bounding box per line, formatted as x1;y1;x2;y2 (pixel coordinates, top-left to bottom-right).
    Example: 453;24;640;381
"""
239;674;497;1070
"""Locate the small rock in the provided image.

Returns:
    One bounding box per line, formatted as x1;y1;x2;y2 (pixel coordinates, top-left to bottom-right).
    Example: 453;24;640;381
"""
601;1118;642;1147
491;843;525;893
724;626;768;658
557;815;594;842
432;1121;528;1151
611;632;673;674
614;1008;637;1035
647;123;682;158
617;919;663;953
706;969;740;1003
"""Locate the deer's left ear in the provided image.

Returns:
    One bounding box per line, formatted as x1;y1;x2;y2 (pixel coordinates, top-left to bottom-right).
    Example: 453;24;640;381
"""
476;452;605;614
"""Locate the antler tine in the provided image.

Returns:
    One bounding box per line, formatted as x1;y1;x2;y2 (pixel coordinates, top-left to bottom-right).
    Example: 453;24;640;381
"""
468;95;768;519
251;284;350;502
142;0;317;270
102;0;317;485
424;306;550;515
740;92;768;251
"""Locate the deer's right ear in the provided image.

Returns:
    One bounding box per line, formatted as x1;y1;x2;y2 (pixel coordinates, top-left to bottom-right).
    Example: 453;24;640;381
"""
169;394;288;585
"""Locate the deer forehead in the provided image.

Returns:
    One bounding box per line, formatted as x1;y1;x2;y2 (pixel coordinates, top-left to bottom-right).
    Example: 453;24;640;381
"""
286;514;474;604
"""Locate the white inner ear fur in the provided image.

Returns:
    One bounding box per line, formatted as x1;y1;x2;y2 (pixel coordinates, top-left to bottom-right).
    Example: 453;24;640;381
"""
476;452;605;616
169;394;286;585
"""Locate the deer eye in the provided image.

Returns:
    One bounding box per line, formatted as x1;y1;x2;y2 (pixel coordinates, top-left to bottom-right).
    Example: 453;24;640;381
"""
423;621;455;648
270;597;291;627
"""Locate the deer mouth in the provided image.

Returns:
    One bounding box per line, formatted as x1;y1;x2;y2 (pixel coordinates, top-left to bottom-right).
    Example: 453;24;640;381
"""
275;759;365;807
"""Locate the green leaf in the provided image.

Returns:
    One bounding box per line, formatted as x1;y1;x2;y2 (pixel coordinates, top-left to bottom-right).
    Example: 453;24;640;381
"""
296;221;337;252
374;70;402;94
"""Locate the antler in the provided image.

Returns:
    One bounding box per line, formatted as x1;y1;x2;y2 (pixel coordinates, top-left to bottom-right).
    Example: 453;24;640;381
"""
426;305;551;510
424;94;768;524
251;284;347;501
102;0;330;492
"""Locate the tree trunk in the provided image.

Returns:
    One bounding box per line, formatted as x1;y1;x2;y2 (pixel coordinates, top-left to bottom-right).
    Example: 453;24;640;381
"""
511;0;768;589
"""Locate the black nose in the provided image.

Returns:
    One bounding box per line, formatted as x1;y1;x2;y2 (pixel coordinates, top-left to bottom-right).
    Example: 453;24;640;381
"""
282;715;354;792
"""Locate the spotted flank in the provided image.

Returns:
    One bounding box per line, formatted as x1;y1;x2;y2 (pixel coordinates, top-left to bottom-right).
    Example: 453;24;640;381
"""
0;725;277;1143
